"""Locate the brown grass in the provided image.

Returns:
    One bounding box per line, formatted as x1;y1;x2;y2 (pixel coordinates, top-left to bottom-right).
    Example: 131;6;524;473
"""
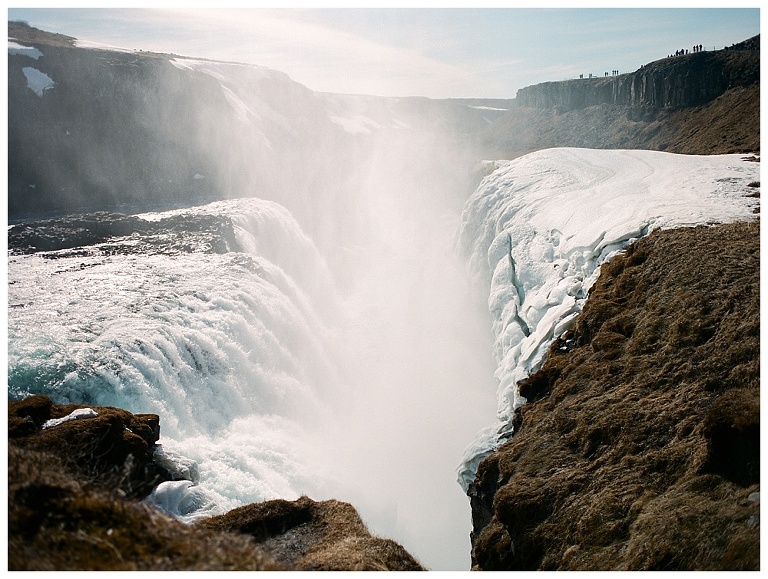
8;445;281;570
471;222;760;570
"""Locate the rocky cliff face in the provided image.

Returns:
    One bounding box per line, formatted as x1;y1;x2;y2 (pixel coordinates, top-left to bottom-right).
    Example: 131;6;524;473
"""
7;21;508;226
478;36;759;159
516;36;758;111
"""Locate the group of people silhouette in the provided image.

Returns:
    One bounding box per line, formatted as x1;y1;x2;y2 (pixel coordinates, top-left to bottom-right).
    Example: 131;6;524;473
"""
579;70;620;79
670;44;704;57
578;42;710;80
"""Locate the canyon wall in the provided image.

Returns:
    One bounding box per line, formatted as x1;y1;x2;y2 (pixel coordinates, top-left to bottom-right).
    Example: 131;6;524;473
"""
8;21;507;223
468;222;761;570
516;36;758;111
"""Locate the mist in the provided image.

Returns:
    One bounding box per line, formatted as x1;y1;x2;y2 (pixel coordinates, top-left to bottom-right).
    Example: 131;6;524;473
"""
156;79;504;569
264;96;502;569
297;125;500;569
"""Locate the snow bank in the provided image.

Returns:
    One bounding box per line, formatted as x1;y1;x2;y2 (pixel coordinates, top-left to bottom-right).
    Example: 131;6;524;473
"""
468;105;508;111
22;67;55;97
42;408;98;429
456;147;759;490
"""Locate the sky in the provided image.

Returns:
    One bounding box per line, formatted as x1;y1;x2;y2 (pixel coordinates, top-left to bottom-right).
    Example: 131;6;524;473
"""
5;5;762;99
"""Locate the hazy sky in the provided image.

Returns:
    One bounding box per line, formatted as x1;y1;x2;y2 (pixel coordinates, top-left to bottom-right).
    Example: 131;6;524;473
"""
8;4;761;98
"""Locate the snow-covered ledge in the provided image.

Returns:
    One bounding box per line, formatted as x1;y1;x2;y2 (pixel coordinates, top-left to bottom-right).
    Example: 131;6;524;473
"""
455;148;759;490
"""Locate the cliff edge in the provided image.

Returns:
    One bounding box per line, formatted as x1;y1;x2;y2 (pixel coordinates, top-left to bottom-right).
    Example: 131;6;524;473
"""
516;36;758;111
467;35;760;571
469;221;760;570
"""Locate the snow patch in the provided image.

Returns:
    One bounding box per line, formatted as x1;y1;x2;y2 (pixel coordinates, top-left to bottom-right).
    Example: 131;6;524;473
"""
74;39;135;53
169;58;285;146
22;67;55;97
221;83;256;123
8;41;42;59
456;148;760;490
42;408;98;429
169;57;277;81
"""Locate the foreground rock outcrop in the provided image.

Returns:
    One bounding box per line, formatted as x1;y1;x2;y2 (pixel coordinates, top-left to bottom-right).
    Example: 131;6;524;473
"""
469;221;760;570
8;396;424;571
198;496;424;570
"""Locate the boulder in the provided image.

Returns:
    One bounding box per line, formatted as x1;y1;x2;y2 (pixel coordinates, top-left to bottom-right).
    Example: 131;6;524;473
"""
9;395;169;497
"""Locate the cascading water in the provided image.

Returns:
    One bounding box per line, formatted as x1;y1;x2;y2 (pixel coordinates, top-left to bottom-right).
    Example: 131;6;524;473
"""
8;146;759;570
8;199;342;511
8;186;498;569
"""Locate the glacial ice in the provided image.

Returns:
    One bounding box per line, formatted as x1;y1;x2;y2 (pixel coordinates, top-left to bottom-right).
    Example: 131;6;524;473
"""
455;148;760;490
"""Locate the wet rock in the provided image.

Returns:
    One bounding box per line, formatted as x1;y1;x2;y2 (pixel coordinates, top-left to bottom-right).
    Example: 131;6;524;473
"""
8;211;239;256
